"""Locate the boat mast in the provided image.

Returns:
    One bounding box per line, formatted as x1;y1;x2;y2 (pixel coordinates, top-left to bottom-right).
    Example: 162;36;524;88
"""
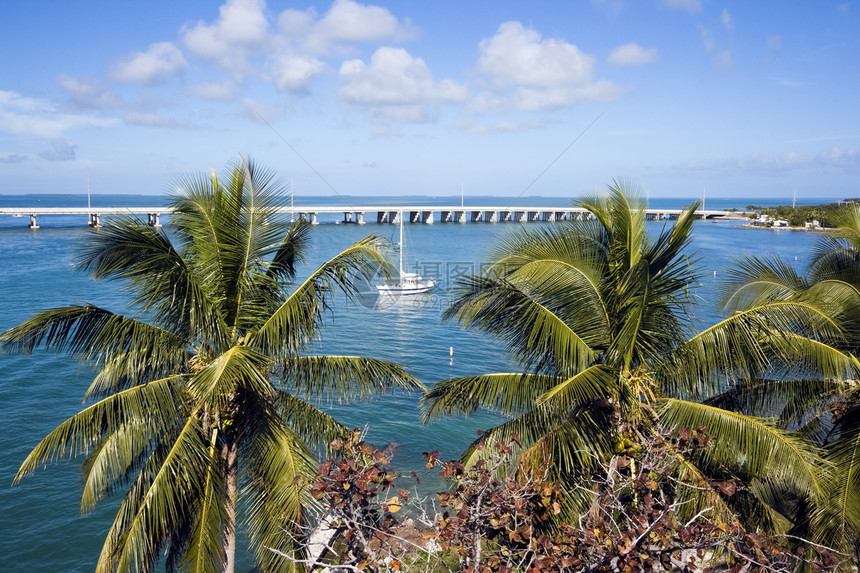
399;209;404;278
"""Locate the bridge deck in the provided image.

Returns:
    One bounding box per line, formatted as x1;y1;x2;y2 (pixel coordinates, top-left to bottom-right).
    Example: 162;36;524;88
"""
0;205;729;228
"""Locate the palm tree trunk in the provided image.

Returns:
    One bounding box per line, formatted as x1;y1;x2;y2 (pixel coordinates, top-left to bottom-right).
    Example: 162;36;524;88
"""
224;439;238;573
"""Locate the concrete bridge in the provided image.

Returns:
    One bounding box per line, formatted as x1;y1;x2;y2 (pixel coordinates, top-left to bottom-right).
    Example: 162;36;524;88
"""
0;205;730;229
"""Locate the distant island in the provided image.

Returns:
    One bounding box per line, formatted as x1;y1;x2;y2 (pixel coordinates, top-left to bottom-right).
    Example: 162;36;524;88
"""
734;200;858;229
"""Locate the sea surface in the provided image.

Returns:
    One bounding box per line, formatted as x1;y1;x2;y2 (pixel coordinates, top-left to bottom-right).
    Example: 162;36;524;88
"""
0;193;838;571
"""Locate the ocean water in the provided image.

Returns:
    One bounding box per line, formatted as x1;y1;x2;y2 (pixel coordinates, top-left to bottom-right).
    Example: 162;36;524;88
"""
0;194;832;571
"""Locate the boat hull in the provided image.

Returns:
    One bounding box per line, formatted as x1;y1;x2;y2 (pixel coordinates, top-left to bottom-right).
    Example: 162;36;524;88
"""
376;279;435;295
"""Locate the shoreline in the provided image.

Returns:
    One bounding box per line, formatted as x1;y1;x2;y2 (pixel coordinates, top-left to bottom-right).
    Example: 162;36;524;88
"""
734;222;834;233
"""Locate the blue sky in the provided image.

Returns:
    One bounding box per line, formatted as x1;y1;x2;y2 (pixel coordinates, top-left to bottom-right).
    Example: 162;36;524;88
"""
1;0;858;199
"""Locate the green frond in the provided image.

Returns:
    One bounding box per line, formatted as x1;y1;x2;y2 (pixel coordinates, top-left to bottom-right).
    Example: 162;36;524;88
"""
814;411;860;551
249;235;390;359
719;255;807;312
503;257;609;339
661;300;851;396
80;420;154;514
660;399;826;497
443;276;597;373
421;372;562;422
281;355;423;403
704;378;843;426
273;391;350;453
535;364;616;409
266;219;312;282
181;429;228;573
0;305;188;374
96;416;213;573
15;376;186;483
187;345;274;408
244;422;316;573
75;218;222;342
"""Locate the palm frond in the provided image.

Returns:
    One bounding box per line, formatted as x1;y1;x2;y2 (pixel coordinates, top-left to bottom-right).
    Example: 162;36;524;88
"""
443;275;596;373
96;415;212;573
535;364;616;410
75;218;222;342
187;345;274;408
719;255;807;312
244;421;316;573
659;399;826;497
80;420;155;514
249;236;390;359
14;376;186;482
421;372;562;421
814;410;860;551
0;305;188;375
660;300;852;396
273;390;350;452
181;429;228;573
281;355;422;403
266;219;312;282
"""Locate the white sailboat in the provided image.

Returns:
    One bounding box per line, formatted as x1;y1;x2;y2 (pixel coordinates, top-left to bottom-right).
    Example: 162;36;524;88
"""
376;210;435;295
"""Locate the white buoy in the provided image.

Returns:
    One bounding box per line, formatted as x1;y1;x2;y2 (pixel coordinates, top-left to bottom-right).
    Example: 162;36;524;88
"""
449;346;454;364
713;270;717;277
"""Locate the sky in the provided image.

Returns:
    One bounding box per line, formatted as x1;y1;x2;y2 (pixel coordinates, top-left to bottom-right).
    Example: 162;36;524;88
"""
1;0;858;199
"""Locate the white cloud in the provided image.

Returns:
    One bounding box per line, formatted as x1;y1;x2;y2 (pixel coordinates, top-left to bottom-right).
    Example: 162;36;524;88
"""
608;42;658;65
0;90;115;138
179;0;413;91
700;26;732;70
475;22;620;111
721;9;734;31
267;54;326;92
123;112;189;128
182;0;270;75
313;0;414;45
678;148;860;172
658;0;702;12
39;138;77;161
192;81;240;100
0;153;30;164
340;47;467;123
57;74;122;109
111;42;187;85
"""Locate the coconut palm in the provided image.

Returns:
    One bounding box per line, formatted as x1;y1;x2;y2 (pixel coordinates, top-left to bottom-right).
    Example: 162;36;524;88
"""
719;205;860;557
2;157;422;573
422;181;855;532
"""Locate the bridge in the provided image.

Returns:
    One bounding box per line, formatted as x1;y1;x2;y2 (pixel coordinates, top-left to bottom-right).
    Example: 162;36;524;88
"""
0;205;730;229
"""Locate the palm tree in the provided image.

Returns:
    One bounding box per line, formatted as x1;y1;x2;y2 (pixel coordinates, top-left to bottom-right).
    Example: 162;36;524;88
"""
719;205;860;556
422;181;855;531
2;157;422;573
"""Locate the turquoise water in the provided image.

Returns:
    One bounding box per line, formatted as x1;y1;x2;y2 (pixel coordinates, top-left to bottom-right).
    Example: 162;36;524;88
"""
0;195;829;571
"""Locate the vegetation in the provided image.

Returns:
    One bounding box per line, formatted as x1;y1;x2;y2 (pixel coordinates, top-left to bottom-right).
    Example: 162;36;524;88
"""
8;169;860;571
296;431;843;572
752;202;852;228
422;181;856;550
721;205;860;560
1;157;422;573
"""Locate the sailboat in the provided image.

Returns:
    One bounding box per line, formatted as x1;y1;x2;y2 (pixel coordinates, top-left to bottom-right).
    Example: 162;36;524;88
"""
376;210;435;295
